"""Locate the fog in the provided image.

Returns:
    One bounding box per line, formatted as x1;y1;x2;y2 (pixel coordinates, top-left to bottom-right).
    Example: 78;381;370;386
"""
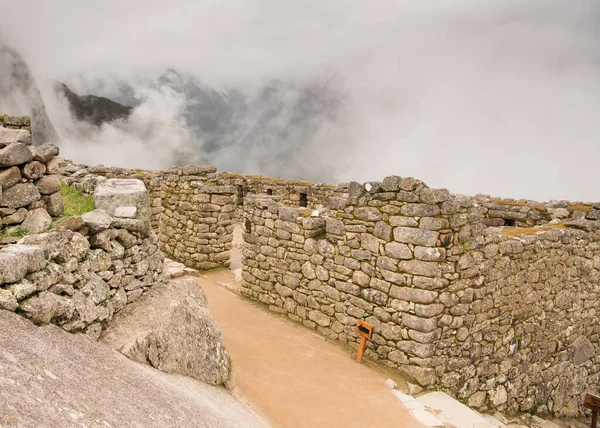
1;0;600;201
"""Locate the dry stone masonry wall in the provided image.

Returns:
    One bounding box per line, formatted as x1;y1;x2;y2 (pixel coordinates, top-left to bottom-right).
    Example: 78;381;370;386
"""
0;178;164;339
240;176;600;418
0;118;63;238
159;166;236;270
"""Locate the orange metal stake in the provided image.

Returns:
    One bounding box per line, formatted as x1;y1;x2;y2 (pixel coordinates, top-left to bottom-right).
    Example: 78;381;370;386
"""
355;320;374;364
356;336;367;363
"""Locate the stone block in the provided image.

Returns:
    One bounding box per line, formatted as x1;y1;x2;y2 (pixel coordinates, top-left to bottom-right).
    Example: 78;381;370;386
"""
94;179;149;225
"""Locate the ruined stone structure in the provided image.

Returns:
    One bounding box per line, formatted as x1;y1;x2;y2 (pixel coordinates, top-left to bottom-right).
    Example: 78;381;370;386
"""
0;117;63;235
239;177;600;418
47;124;599;418
0;178;164;339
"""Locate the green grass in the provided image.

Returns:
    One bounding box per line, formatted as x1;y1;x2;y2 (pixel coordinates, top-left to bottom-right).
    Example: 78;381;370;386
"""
60;181;94;217
0;225;28;238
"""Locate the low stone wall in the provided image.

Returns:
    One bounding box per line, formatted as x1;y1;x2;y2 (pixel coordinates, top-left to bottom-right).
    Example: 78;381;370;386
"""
0;179;164;339
159;166;236;270
219;172;348;221
475;195;600;227
0;122;63;237
0;115;31;133
240;176;600;417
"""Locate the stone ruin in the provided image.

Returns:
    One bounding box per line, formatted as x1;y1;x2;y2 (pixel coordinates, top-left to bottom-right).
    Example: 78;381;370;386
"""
0;178;163;338
0;116;63;238
2;114;597;419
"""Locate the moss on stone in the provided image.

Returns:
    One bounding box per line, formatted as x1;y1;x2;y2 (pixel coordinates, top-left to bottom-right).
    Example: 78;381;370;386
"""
567;203;593;213
501;223;565;236
490;199;546;211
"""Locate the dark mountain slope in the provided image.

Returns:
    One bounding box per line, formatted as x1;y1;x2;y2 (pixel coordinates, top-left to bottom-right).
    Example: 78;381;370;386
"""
58;82;133;126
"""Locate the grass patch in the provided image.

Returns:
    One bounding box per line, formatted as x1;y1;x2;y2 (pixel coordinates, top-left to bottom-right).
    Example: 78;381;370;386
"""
0;225;28;238
567;203;594;213
501;222;565;236
60;181;94;217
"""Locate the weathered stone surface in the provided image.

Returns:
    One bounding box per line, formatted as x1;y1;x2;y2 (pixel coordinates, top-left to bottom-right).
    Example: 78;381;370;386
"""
398;260;441;277
20;291;74;325
44;192;64;217
0;207;27;225
0;182;40;208
21;208;52;233
390;286;438;304
0;289;18;311
572;336;595;365
94;179;149;225
0;143;32;166
401;313;437;332
54;215;85;231
354;207;381;221
0;310;266;427
393;227;439;246
0;166;21;189
35;175;61;195
31;143;60;163
414;246;446;262
114;206;137;218
0;127;31;145
400;204;440;217
385;242;412;259
0;245;46;284
21;161;46;179
101;278;232;388
82;209;113;233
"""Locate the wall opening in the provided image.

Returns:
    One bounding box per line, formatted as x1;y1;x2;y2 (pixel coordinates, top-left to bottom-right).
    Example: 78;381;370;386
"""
266;189;273;195
244;218;252;233
299;193;308;207
237;186;245;205
504;219;516;227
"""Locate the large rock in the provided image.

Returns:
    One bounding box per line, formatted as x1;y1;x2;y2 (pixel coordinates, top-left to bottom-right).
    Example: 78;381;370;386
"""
0;310;266;428
0;166;21;189
0;244;46;285
0;207;27;225
21;160;46;179
35;175;61;195
19;291;74;325
101;278;233;388
30;143;59;163
0;142;33;166
0;127;31;146
0;182;41;208
43;192;64;217
82;209;112;233
21;208;52;233
94;179;149;225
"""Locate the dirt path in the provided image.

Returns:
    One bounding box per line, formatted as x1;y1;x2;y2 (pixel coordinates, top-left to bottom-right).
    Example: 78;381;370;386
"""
196;270;422;428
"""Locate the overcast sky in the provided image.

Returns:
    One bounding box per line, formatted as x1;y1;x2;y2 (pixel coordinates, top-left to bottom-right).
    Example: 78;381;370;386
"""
1;0;600;201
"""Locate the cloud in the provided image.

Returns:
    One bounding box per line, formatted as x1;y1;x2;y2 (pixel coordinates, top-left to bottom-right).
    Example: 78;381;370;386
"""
1;0;600;201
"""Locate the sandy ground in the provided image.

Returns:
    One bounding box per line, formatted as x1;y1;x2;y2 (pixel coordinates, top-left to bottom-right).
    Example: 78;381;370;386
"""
197;269;422;428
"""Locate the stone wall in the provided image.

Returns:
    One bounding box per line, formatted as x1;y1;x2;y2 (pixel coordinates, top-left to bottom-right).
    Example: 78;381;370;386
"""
0;178;164;339
475;195;599;227
240;175;600;417
437;225;600;417
219;172;348;221
0;115;31;133
0;120;63;239
159;166;236;270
